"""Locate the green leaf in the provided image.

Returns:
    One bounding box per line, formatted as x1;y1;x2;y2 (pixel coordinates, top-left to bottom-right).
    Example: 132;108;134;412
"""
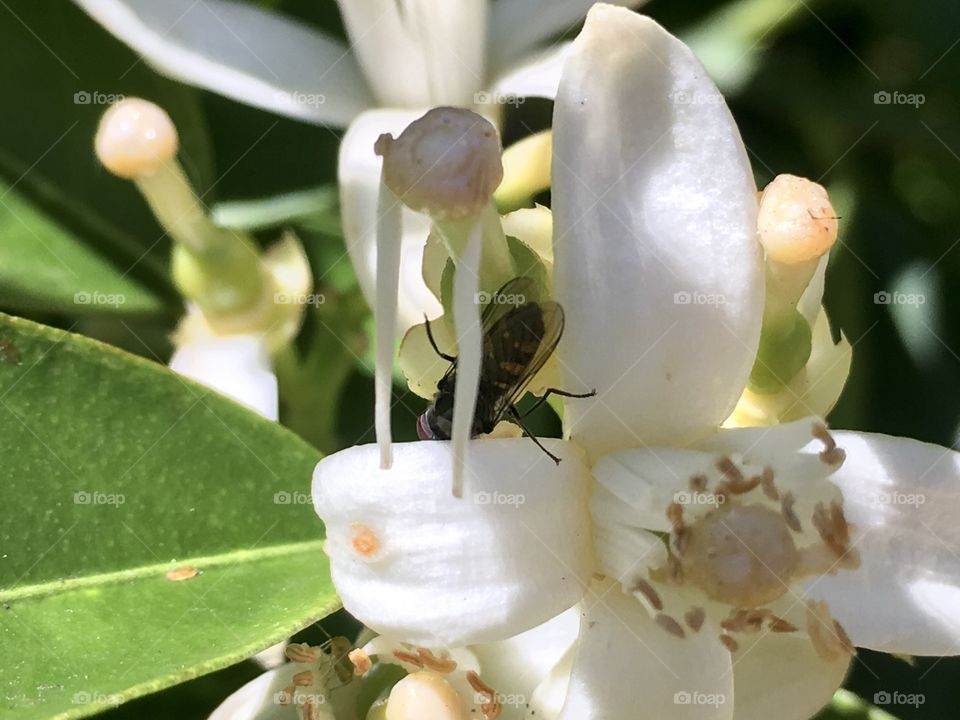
0;180;164;314
0;314;335;720
0;0;218;311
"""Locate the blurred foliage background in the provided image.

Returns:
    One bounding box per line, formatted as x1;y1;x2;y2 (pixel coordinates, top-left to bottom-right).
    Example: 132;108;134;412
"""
1;0;958;717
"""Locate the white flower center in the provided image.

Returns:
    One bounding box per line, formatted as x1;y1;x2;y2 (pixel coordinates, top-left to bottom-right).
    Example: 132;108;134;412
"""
680;503;798;607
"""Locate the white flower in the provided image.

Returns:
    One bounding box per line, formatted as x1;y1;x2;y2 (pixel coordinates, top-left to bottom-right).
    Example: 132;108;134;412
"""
310;5;960;719
208;611;579;720
74;0;647;331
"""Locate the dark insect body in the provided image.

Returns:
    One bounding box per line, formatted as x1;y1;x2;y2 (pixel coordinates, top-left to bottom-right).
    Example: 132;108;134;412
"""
417;277;595;463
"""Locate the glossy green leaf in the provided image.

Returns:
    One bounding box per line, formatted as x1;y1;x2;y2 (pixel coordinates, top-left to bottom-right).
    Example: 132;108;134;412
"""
0;313;335;720
0;180;163;314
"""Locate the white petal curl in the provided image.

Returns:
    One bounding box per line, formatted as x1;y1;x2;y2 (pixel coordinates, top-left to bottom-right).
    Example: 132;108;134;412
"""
804;431;960;655
551;6;764;458
74;0;372;125
312;439;594;647
169;329;278;420
489;43;572;101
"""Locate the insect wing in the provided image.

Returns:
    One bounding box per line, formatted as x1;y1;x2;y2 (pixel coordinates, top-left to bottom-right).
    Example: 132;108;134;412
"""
481;300;565;427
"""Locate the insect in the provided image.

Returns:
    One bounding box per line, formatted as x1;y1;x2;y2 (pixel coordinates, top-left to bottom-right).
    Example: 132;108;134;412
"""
417;277;595;464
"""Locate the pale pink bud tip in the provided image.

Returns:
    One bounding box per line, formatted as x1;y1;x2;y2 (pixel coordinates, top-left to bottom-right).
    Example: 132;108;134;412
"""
95;97;178;179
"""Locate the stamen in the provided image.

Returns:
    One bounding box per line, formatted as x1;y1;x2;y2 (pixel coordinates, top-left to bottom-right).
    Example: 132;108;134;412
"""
760;466;779;500
292;670;314;687
630;578;663;611
684;607;706;632
286;643;320;664
467;671;502;720
812;423;846;466
806;600;856;661
349;648;371;676
690;474;708;492
374;176;403;470
417;648;457;673
450;221;483;498
781;491;802;532
719;634;739;652
812;501;858;566
655;613;686;638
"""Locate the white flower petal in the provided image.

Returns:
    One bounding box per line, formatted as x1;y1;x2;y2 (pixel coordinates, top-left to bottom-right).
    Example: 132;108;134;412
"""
730;631;849;720
169;330;278;420
74;0;372;125
552;7;764;457
339;110;443;332
489;43;571;101
312;440;593;647
208;665;298;720
489;0;647;71
558;580;734;720
803;431;960;655
337;0;487;107
472;608;581;720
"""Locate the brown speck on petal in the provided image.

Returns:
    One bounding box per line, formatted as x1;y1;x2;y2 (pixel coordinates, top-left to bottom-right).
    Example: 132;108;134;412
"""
350;522;381;558
165;566;199;582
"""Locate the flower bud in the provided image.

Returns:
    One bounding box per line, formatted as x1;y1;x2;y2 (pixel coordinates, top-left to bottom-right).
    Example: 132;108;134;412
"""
94;98;178;179
758;174;837;265
376;107;503;221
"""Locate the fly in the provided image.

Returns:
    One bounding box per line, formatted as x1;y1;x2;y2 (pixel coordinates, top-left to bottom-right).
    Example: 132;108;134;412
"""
417;277;595;464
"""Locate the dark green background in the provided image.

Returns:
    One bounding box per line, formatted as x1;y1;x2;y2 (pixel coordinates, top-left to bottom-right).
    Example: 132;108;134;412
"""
1;0;957;717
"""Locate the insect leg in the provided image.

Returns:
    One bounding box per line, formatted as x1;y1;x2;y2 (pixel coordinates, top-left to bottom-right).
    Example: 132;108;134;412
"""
518;387;597;419
507;406;562;465
423;314;457;363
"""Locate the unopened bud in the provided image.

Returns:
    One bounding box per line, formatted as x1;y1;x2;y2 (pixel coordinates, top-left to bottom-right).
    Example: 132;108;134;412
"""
758;174;838;265
95;98;178;178
376;107;503;221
